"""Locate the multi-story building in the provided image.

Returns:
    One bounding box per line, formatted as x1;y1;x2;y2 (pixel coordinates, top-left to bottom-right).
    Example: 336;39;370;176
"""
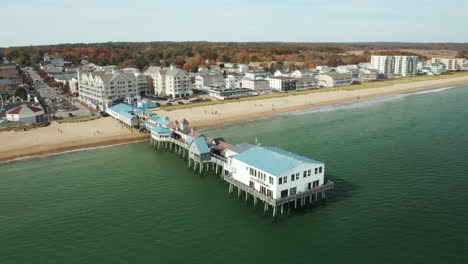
336;65;359;78
370;55;418;77
430;58;466;71
316;72;353;87
269;77;297;92
241;79;270;93
144;65;193;98
225;73;244;89
195;74;225;89
226;146;325;199
43;53;66;67
295;77;319;90
359;68;386;82
78;70;139;109
291;69;317;78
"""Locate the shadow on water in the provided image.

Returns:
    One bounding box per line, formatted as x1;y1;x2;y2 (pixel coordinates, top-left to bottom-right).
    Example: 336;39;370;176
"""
218;173;358;222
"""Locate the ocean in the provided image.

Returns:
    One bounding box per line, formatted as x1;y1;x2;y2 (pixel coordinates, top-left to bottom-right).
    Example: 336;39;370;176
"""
1;84;468;263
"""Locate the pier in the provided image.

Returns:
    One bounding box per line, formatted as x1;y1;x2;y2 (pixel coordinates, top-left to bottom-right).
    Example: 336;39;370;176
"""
108;103;335;218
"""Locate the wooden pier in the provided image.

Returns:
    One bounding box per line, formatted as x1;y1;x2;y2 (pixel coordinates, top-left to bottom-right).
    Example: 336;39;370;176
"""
148;136;334;218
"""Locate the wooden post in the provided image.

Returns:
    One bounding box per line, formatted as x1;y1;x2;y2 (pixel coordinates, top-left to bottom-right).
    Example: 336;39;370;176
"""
315;193;318;202
273;206;277;218
281;204;284;214
245;191;248;201
193;161;197;171
215;164;219;175
254;196;257;207
188;158;191;168
199;162;202;174
322;191;326;199
310;195;312;204
295;199;297;209
238;187;241;198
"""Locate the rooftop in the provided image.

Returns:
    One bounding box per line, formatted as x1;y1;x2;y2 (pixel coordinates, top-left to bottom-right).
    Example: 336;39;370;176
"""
233;146;323;176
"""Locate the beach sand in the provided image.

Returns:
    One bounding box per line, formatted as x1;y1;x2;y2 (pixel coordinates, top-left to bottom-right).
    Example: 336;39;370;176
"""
0;117;147;163
1;75;468;163
154;75;468;130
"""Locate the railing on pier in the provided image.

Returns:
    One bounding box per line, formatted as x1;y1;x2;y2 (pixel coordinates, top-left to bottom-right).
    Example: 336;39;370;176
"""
223;174;334;207
211;153;227;165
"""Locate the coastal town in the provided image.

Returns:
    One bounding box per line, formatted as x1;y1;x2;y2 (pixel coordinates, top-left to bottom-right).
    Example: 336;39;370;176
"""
1;47;467;214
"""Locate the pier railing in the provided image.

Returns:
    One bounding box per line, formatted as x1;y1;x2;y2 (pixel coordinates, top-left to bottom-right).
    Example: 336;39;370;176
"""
223;174;334;207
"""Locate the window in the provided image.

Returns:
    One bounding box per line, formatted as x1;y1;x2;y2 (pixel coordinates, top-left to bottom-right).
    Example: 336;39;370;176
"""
315;167;318;174
279;177;283;185
283;176;287;183
260;186;266;195
303;171;307;178
296;173;299;180
267;189;273;198
290;187;297;196
308;169;311;176
319;167;323;173
280;189;288;198
291;174;295;181
269;176;274;184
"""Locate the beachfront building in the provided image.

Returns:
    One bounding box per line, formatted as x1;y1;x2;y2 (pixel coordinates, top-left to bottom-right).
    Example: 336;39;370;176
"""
420;63;447;75
225;73;244;89
359;68;386;82
430;58;466;71
269;77;297;92
195;74;225;89
292;69;317;78
225;146;325;199
336;65;359;78
316;72;353;87
370;55;418;77
6;104;45;124
208;88;253;100
274;70;292;77
144;65;193;98
78;70;139;109
295;77;319;90
189;137;212;162
106;103;139;127
241;79;270;93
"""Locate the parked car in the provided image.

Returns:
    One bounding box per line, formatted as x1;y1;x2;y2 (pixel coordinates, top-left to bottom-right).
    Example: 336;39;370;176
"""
178;101;184;105
167;98;175;102
166;102;173;106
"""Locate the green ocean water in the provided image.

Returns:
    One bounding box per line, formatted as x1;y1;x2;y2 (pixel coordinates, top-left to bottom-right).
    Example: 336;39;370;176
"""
1;84;468;263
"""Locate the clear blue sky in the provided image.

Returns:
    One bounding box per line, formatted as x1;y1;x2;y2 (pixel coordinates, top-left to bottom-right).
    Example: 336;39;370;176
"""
2;0;468;47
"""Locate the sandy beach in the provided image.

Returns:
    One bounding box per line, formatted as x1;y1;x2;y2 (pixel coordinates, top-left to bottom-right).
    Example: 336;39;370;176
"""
0;117;147;163
1;75;468;163
155;75;468;130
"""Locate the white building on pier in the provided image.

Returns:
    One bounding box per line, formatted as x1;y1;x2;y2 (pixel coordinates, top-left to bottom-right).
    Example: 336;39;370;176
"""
226;146;325;199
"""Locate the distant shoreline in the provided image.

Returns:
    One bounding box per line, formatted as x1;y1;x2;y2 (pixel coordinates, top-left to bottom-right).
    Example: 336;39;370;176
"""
1;76;468;164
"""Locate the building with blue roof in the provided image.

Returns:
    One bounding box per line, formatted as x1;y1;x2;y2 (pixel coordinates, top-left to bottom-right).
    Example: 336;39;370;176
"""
150;125;173;141
188;136;211;161
228;146;325;200
106;103;139;127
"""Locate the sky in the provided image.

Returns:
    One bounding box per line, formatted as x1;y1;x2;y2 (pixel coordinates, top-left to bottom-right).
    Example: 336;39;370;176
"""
1;0;468;47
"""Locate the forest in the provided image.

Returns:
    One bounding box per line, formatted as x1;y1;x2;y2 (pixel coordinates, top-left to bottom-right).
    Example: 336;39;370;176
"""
1;42;467;72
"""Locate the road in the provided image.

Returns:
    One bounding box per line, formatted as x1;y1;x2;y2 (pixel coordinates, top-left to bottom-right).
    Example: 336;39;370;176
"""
24;67;90;117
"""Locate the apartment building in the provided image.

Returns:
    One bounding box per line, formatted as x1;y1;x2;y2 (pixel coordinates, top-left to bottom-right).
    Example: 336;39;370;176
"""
144;65;193;98
370;55;418;77
430;58;466;71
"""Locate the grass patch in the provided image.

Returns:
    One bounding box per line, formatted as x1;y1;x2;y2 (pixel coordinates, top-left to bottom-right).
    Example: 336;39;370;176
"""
57;115;100;123
0;121;51;132
160;99;224;111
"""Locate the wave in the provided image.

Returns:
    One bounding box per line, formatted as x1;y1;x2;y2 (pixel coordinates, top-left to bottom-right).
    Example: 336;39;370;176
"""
409;86;457;95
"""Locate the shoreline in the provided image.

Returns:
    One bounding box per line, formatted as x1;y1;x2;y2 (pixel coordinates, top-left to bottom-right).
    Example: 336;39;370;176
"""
1;76;467;164
191;78;468;130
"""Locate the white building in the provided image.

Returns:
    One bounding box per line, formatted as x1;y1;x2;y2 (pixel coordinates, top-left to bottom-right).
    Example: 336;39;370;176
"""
295;77;319;90
430;58;466;71
241;79;270;92
43;53;65;67
336;65;359;78
317;72;353;87
274;70;292;77
78;70;139;109
6;104;45;124
195;74;225;89
244;71;269;80
144;65;193;98
370;55;418;77
420;63;447;75
225;73;244;89
291;69;317;78
226;146;325;199
269;77;297;92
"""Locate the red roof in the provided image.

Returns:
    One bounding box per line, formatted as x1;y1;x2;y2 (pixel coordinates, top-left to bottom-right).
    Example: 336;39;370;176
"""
7;105;22;114
27;105;43;112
